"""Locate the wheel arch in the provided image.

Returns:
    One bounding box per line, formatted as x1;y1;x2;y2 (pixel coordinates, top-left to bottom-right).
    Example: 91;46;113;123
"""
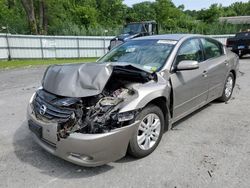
147;96;171;131
230;69;236;85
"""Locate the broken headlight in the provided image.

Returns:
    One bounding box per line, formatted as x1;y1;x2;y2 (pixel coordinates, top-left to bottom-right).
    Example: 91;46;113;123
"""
29;87;43;104
29;92;36;104
118;111;136;122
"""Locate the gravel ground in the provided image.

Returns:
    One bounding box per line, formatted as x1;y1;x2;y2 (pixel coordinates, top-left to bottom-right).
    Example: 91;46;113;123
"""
0;59;249;188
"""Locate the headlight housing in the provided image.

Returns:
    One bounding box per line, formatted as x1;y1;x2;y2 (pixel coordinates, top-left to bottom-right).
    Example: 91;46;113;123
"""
118;111;136;122
29;87;43;104
29;92;36;104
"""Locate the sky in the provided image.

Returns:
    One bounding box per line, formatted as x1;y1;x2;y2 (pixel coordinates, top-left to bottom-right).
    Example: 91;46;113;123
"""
124;0;249;10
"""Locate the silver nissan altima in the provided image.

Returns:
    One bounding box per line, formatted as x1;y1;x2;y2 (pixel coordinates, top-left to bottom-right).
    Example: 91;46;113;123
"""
27;34;239;167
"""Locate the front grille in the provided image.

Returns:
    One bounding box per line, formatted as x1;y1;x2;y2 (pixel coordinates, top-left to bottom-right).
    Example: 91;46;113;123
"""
33;90;75;122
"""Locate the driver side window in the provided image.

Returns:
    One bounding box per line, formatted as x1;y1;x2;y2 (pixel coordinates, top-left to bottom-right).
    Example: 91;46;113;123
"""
176;39;203;65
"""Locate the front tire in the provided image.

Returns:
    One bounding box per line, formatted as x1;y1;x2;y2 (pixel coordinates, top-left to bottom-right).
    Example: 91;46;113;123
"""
236;52;243;59
128;104;164;158
218;72;235;102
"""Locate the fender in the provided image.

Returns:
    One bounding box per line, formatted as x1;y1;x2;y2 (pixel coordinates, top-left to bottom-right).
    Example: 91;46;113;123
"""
119;73;171;113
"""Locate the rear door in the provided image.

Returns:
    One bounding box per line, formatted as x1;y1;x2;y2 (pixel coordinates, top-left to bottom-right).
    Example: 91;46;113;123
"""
200;38;229;101
171;38;209;121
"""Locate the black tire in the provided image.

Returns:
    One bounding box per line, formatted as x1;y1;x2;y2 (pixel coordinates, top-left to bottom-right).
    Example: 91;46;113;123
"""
236;52;243;59
218;72;235;102
128;104;165;158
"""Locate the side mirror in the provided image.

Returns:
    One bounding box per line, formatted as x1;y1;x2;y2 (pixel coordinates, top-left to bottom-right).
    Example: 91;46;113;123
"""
176;60;199;71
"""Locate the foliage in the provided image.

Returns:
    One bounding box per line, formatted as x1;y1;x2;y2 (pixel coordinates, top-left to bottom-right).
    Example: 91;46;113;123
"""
74;5;98;29
0;0;28;33
0;0;250;35
126;2;156;22
197;4;223;23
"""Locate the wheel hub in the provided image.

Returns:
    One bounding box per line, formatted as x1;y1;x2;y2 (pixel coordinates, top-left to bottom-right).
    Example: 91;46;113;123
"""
225;76;233;98
137;113;161;150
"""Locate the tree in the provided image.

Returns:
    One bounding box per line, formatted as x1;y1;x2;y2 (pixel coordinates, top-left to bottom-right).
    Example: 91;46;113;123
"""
74;5;97;30
197;4;222;23
7;0;15;9
1;0;250;36
38;0;48;34
178;4;185;11
21;0;48;34
21;0;37;34
230;2;249;15
128;2;156;21
154;0;184;31
96;0;126;26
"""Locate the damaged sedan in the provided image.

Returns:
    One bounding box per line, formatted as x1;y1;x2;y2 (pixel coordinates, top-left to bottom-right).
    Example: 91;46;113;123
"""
27;34;239;166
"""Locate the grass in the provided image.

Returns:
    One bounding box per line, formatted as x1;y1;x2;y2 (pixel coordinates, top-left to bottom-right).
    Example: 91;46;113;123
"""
0;58;98;69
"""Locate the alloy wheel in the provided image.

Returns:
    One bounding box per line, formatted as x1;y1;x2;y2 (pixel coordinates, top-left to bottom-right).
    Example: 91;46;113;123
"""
225;76;233;98
137;113;161;150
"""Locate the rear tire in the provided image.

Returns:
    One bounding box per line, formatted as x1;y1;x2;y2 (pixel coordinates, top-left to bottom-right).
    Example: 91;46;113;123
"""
128;104;164;158
218;72;235;102
236;52;243;59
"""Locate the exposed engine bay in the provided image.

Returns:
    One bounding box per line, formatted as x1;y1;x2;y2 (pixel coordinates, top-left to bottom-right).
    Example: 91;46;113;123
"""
32;64;156;139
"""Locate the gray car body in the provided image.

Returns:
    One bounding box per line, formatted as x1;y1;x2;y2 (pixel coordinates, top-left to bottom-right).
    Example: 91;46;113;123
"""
120;34;239;124
27;34;239;166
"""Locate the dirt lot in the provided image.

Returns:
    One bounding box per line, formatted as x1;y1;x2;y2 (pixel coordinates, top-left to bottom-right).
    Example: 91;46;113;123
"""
0;59;250;188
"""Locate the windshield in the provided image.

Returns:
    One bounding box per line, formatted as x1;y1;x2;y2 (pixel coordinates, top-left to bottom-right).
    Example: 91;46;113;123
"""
122;23;144;34
98;39;176;72
236;32;250;38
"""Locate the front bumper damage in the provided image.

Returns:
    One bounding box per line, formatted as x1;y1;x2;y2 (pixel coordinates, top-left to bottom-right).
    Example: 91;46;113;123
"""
26;62;162;166
27;104;139;167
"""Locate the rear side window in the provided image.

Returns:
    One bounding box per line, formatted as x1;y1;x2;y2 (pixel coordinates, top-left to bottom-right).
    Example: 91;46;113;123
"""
201;38;223;60
236;32;250;38
176;38;203;64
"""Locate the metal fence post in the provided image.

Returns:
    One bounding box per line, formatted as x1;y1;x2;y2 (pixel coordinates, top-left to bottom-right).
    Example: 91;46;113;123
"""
54;36;57;59
40;36;44;59
103;37;106;55
6;33;11;60
77;37;80;58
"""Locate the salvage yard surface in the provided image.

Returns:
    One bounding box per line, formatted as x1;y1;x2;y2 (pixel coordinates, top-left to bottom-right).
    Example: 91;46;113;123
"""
0;58;250;188
0;58;97;69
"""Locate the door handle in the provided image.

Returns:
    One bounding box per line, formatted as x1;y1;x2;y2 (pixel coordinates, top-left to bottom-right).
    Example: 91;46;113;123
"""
202;70;208;78
224;61;229;66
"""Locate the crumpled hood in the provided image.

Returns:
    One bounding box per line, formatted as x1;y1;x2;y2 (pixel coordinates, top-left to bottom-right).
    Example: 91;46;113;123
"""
42;63;113;98
42;62;155;98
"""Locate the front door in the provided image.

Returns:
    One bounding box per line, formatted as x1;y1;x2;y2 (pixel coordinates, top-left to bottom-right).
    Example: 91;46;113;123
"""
170;38;209;121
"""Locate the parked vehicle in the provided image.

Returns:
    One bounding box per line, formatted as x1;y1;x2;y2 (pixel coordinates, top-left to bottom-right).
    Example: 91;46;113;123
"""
108;20;158;50
226;31;250;58
27;34;239;167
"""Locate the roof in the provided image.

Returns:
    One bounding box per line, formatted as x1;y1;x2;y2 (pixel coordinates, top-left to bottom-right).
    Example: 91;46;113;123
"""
219;16;250;24
133;34;200;41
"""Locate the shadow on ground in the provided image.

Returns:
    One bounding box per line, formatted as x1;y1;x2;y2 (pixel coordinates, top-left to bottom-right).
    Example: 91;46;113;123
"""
12;100;225;175
240;55;250;60
13;121;114;179
171;103;213;129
